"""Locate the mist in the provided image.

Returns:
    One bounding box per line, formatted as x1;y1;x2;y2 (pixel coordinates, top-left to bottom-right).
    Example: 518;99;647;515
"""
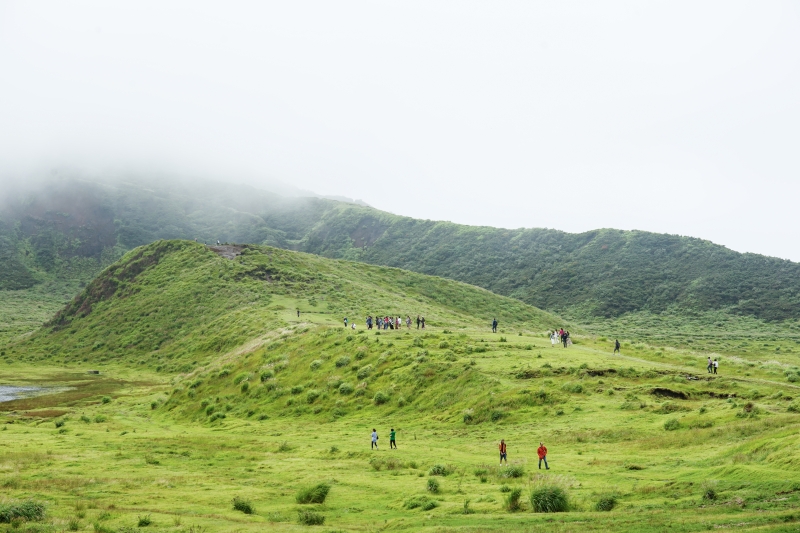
1;1;799;260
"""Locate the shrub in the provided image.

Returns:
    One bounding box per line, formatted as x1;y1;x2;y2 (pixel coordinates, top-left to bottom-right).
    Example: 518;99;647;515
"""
296;483;331;504
80;415;91;423
438;341;449;349
504;488;522;512
788;402;800;413
530;486;569;513
356;365;373;379
68;518;80;531
335;356;351;368
427;478;440;493
232;497;255;514
428;464;451;476
561;383;583;394
0;500;46;522
373;391;390;405
490;411;503;422
233;373;249;385
137;515;152;527
306;390;320;404
54;419;65;428
94;415;107;423
101;396;112;404
260;369;274;382
663;418;681;431
338;382;354;395
702;488;717;501
499;465;525;478
310;360;322;371
595;495;617;511
463;410;474;423
403;496;437;510
297;510;325;525
290;385;304;395
240;382;249;393
499;484;511;493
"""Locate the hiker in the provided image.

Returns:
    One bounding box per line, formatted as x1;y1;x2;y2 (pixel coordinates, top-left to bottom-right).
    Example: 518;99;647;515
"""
384;316;390;330
344;317;348;327
713;359;718;374
561;331;568;348
406;315;411;328
537;442;549;469
551;331;557;347
566;332;572;347
421;317;426;329
366;316;372;330
416;315;421;329
390;428;397;449
492;318;498;333
707;357;713;373
351;322;356;330
396;316;401;330
614;339;621;354
371;429;379;450
216;240;220;245
499;439;507;464
297;309;300;318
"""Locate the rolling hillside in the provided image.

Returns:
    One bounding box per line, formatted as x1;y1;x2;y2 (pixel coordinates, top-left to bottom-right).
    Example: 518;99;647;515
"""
2;239;800;532
3;176;800;333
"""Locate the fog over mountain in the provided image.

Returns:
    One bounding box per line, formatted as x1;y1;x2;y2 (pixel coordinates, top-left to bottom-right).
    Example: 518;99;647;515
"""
1;2;799;259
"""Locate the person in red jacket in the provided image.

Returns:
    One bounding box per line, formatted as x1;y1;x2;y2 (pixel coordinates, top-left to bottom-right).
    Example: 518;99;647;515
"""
499;439;507;464
537;442;549;470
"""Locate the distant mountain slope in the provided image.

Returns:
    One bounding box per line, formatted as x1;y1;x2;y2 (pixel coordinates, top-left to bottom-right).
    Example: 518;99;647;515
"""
2;176;800;322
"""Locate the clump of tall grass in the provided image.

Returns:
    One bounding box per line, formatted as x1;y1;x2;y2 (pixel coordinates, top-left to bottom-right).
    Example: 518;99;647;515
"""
428;464;452;476
663;418;681;431
232;497;255;514
297;509;324;525
426;478;440;493
595;495;617;511
403;496;437;510
296;483;330;504
530;486;568;513
499;465;525;478
504;488;523;512
0;500;46;523
137;514;152;527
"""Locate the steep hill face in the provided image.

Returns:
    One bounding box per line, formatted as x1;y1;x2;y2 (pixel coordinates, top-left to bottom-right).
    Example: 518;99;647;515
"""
3;177;800;322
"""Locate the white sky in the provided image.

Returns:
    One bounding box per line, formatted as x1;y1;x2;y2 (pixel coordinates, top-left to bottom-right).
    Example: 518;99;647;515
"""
1;1;799;260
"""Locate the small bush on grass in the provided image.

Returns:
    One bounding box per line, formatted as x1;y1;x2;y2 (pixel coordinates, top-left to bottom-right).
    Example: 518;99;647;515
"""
297;509;325;525
499;465;525;478
335;356;350;368
93;522;114;533
373;391;390;405
68;518;80;531
595;495;617;511
296;483;331;504
277;441;294;452
427;478;440;494
137;515;152;527
462;499;474;514
499;484;511;493
428;464;451;476
338;382;354;395
232;497;255;514
306;390;320;404
702;488;717;501
504;488;523;512
663;418;681;431
530;486;569;513
54;419;65;428
403;496;438;510
0;501;46;523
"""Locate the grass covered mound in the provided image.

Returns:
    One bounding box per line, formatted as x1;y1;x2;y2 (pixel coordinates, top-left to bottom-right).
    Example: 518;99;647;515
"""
0;500;46;523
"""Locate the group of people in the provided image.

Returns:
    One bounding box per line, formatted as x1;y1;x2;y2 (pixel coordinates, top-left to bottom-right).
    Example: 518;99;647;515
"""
363;315;426;330
550;328;571;347
500;439;549;469
707;356;719;374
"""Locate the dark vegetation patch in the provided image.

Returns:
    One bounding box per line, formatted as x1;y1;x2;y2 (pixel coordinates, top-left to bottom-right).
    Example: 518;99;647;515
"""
0;500;46;522
651;388;689;400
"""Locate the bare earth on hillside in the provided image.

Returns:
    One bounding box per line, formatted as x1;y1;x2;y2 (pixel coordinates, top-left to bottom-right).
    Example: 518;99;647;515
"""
208;245;243;259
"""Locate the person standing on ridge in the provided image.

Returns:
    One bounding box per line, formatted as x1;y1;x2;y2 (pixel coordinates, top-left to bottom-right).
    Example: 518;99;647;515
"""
371;429;379;450
499;439;507;464
614;339;621;354
492;318;498;333
537;442;549;469
416;315;421;329
406;315;411;328
344;317;348;328
390;428;397;449
713;359;719;374
707;357;713;373
421;316;426;329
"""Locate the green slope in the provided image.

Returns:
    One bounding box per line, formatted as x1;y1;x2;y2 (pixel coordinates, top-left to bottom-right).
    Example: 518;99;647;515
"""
3;176;800;339
2;241;800;532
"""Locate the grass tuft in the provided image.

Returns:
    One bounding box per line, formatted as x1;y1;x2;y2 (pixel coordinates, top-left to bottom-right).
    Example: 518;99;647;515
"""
232;497;255;514
530;486;568;513
297;509;325;525
296;483;331;504
0;501;46;523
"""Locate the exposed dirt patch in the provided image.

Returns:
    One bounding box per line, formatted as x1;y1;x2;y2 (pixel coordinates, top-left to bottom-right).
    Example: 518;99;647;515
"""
209;245;243;260
586;368;617;377
651;387;690;400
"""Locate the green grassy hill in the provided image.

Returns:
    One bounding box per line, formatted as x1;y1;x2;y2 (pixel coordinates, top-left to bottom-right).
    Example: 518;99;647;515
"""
2;240;800;532
3;177;800;345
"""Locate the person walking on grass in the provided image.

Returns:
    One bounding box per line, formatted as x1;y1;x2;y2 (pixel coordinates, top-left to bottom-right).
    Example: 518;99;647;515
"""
537;442;549;469
344;317;348;328
499;439;507;464
371;429;379;450
614;339;621;354
492;318;498;333
421;316;426;329
390;428;397;449
713;359;719;374
406;315;411;329
707;356;713;373
416;315;421;329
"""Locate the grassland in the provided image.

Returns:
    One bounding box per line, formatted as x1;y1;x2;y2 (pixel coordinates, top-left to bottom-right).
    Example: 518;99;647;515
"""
2;241;800;532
